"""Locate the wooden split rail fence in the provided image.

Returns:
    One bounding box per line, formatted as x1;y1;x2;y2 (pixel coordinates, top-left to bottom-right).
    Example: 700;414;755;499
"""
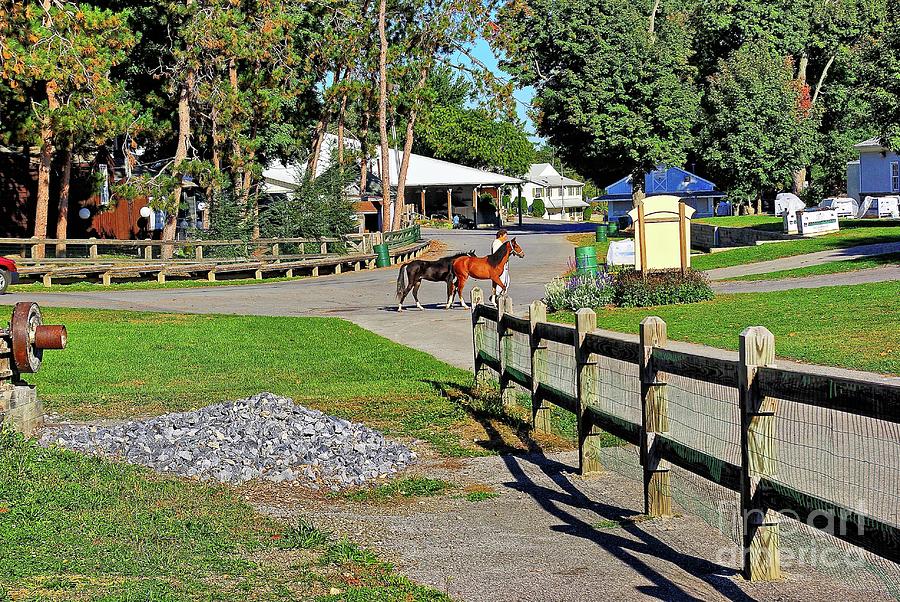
469;286;900;581
1;226;425;286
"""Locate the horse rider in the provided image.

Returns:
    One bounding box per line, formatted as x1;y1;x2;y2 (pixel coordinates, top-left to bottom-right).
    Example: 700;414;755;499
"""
490;229;510;304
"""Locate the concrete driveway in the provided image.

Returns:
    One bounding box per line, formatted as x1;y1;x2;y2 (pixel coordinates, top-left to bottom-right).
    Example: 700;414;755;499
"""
4;223;589;369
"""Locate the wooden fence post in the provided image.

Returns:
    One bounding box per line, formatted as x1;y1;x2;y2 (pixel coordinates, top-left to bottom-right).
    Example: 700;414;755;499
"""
195;245;204;260
88;237;98;259
498;296;516;408
576;308;602;476
640;316;671;517
471;287;487;386
739;326;780;581
529;300;551;434
144;244;153;260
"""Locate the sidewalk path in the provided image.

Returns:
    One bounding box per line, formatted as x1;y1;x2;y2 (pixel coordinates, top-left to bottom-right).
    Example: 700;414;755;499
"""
705;241;900;280
713;265;900;294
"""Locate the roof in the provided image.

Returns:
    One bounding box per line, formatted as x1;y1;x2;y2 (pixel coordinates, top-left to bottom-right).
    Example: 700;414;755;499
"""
854;137;885;151
352;201;379;214
262;133;521;194
382;149;521;187
525;162;583;187
544;197;589;209
601;166;724;200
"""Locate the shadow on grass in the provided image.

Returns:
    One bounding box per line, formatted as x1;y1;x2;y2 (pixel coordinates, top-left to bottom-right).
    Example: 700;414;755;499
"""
424;379;546;454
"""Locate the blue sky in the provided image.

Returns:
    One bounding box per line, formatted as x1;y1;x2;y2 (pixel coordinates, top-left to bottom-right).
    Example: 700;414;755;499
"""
452;38;539;141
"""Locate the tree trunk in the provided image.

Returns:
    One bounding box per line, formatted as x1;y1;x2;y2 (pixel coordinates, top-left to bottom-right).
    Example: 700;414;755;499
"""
377;0;391;232
631;168;646;208
307;115;330;179
34;80;60;259
393;66;429;231
337;91;348;166
55;139;73;256
205;107;220;231
229;58;244;201
792;52;810;194
168;64;194;259
359;105;371;194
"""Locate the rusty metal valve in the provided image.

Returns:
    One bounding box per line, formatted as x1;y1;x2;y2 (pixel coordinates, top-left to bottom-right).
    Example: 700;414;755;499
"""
6;302;68;374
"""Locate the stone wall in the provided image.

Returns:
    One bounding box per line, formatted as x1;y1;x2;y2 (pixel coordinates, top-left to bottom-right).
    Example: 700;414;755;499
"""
691;222;795;250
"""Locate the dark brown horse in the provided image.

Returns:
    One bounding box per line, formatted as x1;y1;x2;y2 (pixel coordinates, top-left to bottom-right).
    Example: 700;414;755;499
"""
396;251;474;311
449;238;525;309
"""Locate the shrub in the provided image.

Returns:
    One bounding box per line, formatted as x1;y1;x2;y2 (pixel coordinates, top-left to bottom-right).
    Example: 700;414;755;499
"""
531;197;545;218
583;206;593;221
545;270;615;311
612;269;714;308
518;197;528;213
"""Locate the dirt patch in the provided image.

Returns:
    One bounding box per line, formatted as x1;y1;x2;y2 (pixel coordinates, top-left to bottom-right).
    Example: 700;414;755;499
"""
250;449;897;602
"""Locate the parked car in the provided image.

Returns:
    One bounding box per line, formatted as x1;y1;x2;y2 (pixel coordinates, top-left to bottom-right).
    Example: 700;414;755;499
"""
452;214;476;230
0;257;19;294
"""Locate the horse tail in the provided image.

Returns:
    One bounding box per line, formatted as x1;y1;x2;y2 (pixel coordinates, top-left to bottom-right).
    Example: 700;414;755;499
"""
396;263;407;301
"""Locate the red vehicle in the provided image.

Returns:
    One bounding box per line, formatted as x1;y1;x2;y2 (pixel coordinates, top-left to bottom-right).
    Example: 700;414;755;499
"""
0;257;19;294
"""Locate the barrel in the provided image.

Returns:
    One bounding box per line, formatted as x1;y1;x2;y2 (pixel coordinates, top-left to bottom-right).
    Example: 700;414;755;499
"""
574;245;598;277
595;224;608;242
374;243;391;268
606;221;618;236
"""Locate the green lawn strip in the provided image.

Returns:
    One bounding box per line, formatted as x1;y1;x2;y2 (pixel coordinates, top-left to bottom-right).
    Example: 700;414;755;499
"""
341;477;454;503
7;307;492;458
9;273;310;294
695;215;782;228
550;281;900;376
722;252;900;281
0;430;448;602
693;222;900;271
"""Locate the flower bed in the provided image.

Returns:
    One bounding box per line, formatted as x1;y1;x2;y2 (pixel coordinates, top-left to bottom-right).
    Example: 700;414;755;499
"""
546;266;714;311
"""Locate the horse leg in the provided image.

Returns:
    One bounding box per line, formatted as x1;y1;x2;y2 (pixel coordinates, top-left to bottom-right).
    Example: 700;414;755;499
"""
457;274;470;309
490;274;507;299
412;281;424;310
445;278;455;309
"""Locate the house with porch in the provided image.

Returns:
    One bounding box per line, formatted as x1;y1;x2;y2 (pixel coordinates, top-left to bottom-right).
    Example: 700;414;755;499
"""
262;134;522;232
848;138;900;201
600;166;725;223
521;163;587;220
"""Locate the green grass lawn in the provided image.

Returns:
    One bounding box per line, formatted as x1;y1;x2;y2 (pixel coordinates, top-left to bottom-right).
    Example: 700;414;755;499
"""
550;280;900;375
693;222;900;271
11;307;501;458
0;430;449;602
695;215;782;228
724;252;900;281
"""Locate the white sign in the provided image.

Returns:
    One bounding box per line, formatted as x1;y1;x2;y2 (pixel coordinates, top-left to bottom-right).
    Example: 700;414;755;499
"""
783;210;799;234
797;208;839;235
627;195;694;271
606;239;635;266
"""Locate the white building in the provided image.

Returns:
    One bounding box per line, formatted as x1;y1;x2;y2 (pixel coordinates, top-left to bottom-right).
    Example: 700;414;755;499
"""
262;133;522;232
520;163;588;221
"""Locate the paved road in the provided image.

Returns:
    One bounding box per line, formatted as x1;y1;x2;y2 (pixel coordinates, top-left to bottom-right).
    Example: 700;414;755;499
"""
4;223;590;369
705;241;900;280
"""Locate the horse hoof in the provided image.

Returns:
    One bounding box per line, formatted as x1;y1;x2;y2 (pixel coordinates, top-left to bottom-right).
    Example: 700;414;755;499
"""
416;304;424;311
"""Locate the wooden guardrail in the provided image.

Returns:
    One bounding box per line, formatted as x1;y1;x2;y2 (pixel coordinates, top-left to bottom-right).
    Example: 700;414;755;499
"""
469;287;900;582
3;226;425;287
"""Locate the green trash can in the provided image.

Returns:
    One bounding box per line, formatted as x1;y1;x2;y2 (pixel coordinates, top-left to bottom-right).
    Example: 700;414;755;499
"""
574;245;598;277
595;224;608;243
606;221;618;236
374;243;391;268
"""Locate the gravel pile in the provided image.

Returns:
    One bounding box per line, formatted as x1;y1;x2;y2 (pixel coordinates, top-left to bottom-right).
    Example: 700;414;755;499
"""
40;392;416;488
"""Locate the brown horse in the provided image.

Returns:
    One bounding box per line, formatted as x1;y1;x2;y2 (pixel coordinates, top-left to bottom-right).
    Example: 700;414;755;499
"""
448;238;525;309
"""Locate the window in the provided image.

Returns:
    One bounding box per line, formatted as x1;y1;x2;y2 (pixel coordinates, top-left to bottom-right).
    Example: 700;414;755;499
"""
534;187;543;198
892;161;899;192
